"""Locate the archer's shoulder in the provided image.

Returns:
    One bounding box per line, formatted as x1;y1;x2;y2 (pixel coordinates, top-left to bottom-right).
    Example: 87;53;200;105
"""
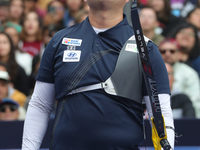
128;35;153;43
128;35;157;50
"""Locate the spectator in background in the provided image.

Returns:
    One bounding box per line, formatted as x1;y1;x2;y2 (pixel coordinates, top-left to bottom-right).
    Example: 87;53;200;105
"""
36;0;52;12
135;0;147;9
43;24;60;47
186;7;200;38
181;0;197;18
139;6;165;46
0;32;29;96
31;0;49;19
168;22;200;78
0;1;10;32
24;0;37;14
24;0;46;18
74;9;89;24
170;0;186;17
43;0;65;30
82;1;90;12
63;0;83;27
0;98;19;121
8;0;24;33
0;70;10;101
4;26;19;49
19;11;44;57
148;0;180;37
139;0;148;5
165;62;196;118
4;26;32;76
0;68;26;120
198;0;200;6
159;38;200;118
0;68;27;107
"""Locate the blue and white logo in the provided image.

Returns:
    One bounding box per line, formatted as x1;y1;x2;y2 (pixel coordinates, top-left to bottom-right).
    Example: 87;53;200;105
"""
63;50;81;62
67;52;77;58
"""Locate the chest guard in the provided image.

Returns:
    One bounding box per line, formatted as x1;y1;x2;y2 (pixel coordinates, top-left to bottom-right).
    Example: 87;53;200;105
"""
102;35;150;104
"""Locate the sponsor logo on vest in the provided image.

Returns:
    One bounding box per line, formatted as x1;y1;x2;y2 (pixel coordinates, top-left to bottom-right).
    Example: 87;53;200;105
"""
62;38;82;46
63;50;81;62
125;43;138;53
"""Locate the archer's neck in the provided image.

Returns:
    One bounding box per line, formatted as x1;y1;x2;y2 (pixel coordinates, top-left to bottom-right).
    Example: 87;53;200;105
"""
88;9;124;29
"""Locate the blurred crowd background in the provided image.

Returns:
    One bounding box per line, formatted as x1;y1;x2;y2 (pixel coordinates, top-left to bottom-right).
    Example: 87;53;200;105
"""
0;0;200;122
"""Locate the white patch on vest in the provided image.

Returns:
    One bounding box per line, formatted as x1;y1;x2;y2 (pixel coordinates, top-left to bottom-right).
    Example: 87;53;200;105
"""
62;38;82;46
63;50;81;62
125;43;138;53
